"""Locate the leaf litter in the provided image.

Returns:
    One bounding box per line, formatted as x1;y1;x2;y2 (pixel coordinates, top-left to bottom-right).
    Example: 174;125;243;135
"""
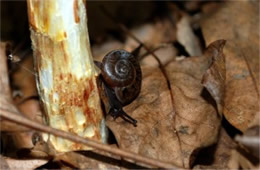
0;1;259;169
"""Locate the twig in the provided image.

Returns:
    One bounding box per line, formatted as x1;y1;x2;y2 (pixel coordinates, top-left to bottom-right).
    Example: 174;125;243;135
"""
139;43;172;61
0;107;180;169
235;135;259;149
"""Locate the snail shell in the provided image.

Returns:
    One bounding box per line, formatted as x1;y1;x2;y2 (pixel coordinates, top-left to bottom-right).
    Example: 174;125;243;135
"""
101;50;142;106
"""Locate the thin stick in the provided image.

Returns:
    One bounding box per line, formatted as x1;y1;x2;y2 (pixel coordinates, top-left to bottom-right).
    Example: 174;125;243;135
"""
0;107;179;169
139;43;172;61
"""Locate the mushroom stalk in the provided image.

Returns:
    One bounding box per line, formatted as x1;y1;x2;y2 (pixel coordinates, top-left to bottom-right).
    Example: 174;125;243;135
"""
27;0;107;152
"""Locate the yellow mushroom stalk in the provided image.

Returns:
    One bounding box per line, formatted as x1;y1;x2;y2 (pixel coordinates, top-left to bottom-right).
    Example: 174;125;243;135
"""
27;0;107;152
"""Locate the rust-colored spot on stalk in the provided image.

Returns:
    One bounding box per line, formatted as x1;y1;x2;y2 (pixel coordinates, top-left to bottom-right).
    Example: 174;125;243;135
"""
28;11;37;30
84;107;91;116
83;77;94;101
84;107;93;123
59;107;65;115
61;42;68;64
83;88;90;102
89;78;94;92
60;74;63;80
73;0;80;23
72;142;83;150
64;32;67;38
74;95;82;107
27;0;38;30
83;0;87;8
82;78;96;122
43;13;49;32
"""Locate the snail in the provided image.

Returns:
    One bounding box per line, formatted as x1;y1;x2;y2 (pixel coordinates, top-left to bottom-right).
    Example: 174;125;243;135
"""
95;45;142;126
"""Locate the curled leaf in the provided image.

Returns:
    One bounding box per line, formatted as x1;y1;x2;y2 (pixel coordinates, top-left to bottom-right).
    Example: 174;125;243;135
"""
201;1;259;132
202;39;226;114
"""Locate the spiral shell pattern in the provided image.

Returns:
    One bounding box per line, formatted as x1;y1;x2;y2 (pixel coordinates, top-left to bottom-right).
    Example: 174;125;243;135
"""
102;50;137;88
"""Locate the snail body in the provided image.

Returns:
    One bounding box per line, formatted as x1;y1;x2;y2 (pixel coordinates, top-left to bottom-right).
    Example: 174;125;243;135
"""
95;47;142;126
102;50;142;106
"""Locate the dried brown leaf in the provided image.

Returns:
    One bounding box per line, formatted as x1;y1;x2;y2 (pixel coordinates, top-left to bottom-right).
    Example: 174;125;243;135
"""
29;140;56;158
11;54;37;104
0;42;11;98
141;44;177;68
107;40;225;168
4;157;47;170
201;1;260;132
124;19;177;68
202;40;226;114
215;130;237;169
125;19;176;51
229;126;260;169
193;128;237;169
92;40;123;61
235;126;260;159
54;149;121;169
0;155;10;170
0;42;29;132
176;16;202;56
9;100;43;149
228;149;257;169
